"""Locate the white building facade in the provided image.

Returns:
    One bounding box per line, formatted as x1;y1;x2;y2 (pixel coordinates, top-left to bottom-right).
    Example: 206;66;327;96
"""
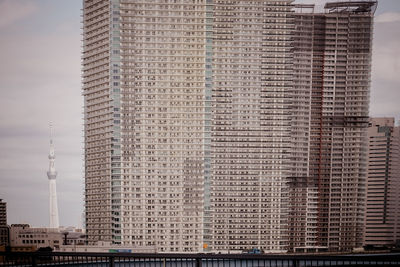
83;0;293;253
83;0;376;253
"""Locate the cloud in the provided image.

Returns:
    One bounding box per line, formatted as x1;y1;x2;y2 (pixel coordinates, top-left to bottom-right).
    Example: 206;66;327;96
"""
375;12;400;23
0;0;37;28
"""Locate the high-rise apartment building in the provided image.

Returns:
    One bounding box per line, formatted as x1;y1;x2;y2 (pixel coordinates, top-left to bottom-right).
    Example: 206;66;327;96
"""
365;118;400;247
210;1;293;253
83;0;375;253
289;1;376;252
83;0;293;252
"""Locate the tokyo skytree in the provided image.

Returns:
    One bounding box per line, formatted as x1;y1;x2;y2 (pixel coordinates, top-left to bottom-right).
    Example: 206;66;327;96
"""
47;124;59;228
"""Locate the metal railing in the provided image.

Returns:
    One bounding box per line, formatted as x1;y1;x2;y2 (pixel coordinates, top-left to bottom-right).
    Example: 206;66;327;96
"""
1;252;400;267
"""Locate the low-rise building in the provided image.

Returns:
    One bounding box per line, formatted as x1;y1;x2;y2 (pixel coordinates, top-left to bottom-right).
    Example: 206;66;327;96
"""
10;224;62;250
0;226;9;247
10;224;86;250
56;241;156;253
9;224;155;252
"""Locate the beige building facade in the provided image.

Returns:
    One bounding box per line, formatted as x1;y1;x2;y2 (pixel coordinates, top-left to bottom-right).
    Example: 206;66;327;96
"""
365;118;400;247
209;0;293;253
9;224;86;250
9;224;63;250
83;0;376;253
57;241;155;253
83;0;293;253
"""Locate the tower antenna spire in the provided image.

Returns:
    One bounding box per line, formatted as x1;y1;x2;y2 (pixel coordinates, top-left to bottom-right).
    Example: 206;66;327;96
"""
50;122;53;144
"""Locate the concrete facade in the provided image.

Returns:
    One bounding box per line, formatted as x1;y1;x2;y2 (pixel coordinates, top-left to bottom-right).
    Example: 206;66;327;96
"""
0;199;9;246
83;0;376;253
10;224;62;250
0;199;6;226
56;241;155;253
9;224;87;250
289;1;376;252
83;0;293;253
365;118;400;247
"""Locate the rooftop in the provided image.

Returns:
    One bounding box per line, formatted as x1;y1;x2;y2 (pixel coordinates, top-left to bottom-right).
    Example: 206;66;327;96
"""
324;1;377;14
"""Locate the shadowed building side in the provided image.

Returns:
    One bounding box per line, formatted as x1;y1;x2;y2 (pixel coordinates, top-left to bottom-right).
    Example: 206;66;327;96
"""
289;1;376;252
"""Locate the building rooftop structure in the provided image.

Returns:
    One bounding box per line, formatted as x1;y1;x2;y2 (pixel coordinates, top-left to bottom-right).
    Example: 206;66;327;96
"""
324;1;377;14
295;1;378;14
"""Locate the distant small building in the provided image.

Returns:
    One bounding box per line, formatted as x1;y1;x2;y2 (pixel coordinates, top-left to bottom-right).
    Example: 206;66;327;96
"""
0;199;6;226
0;226;9;247
10;224;62;250
0;199;9;246
9;224;86;251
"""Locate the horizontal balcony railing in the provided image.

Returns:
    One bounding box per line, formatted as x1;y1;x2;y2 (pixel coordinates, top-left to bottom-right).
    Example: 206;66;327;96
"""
1;252;400;267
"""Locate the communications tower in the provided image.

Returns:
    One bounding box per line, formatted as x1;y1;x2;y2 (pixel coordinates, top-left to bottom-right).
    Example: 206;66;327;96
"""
47;124;59;228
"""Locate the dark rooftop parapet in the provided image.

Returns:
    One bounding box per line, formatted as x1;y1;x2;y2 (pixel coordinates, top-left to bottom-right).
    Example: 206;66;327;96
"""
324;1;377;14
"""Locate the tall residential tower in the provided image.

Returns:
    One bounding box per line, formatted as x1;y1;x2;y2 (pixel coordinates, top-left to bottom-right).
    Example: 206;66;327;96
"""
289;1;376;252
365;118;400;247
83;0;293;252
83;0;376;253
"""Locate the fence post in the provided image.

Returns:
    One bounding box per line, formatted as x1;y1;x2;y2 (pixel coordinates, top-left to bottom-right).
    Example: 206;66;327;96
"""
109;256;115;267
292;259;298;267
31;254;37;267
196;258;202;267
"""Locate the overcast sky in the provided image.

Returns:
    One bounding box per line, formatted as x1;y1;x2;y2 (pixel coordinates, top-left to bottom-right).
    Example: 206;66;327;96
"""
0;0;399;228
